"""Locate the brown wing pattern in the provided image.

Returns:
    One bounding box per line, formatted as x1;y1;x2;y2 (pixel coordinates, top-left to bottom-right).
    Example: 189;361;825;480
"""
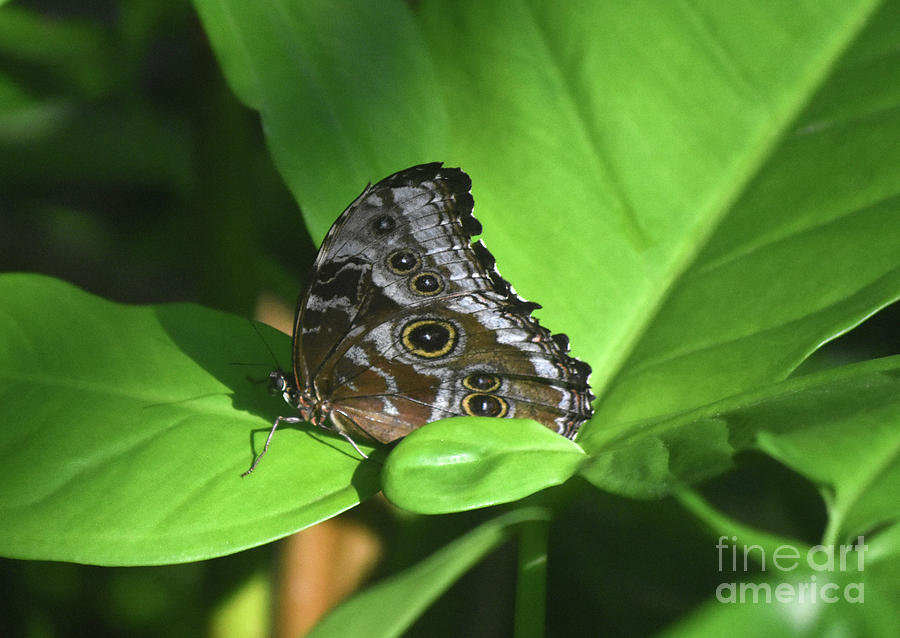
290;163;593;444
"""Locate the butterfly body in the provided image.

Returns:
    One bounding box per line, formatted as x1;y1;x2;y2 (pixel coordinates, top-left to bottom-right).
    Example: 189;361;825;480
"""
245;163;593;472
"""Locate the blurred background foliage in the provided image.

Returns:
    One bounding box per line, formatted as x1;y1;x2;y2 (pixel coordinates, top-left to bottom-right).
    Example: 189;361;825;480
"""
0;0;314;314
0;1;896;637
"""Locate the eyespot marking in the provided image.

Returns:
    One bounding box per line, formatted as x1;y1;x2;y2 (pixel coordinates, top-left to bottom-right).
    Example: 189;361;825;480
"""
410;272;443;296
463;372;501;393
388;250;419;274
372;215;395;234
401;319;457;358
462;393;508;418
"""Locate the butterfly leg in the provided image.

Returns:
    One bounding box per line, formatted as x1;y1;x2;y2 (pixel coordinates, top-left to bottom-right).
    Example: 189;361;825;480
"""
241;415;303;477
332;430;370;460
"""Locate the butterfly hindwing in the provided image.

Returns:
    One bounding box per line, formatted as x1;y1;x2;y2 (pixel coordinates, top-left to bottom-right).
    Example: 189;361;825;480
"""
326;298;593;443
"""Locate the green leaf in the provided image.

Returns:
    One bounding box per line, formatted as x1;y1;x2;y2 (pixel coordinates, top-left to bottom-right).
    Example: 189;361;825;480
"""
0;274;378;565
589;0;900;427
581;355;900;543
306;508;551;638
381;418;585;514
756;408;900;547
194;0;900;442
192;0;448;242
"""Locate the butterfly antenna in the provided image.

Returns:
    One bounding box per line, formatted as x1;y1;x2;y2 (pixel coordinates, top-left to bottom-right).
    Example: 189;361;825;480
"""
248;319;286;371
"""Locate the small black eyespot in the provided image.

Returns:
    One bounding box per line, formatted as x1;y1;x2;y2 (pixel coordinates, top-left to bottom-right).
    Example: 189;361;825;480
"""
462;393;508;418
373;215;395;234
463;372;501;392
411;272;443;295
388;251;418;274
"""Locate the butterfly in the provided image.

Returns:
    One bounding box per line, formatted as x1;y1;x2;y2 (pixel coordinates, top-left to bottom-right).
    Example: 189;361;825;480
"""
244;163;593;474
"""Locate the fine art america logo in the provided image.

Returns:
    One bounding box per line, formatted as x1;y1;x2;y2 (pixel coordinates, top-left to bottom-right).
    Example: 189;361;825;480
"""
715;536;867;604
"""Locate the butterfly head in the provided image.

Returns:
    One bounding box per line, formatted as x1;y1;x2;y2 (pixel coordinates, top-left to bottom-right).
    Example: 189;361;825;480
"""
267;369;292;398
268;369;331;426
268;369;306;415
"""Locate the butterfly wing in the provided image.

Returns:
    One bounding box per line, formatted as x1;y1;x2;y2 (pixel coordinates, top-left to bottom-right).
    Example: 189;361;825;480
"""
326;295;593;443
295;163;593;443
292;163;479;392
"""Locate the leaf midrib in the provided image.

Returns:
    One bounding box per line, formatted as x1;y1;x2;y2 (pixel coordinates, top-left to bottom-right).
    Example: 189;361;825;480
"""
592;4;883;410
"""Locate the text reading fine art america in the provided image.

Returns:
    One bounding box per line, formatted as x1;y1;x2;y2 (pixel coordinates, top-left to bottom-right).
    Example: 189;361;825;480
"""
245;163;593;474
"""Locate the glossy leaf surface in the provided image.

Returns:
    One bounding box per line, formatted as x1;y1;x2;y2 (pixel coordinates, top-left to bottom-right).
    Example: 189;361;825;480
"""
0;274;378;565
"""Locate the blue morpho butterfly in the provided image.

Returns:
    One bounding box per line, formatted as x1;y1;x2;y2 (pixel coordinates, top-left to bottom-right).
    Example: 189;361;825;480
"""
243;163;592;474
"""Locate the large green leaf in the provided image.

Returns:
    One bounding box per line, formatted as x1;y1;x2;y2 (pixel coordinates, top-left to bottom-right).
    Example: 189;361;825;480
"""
590;1;900;427
0;274;379;565
195;0;899;433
